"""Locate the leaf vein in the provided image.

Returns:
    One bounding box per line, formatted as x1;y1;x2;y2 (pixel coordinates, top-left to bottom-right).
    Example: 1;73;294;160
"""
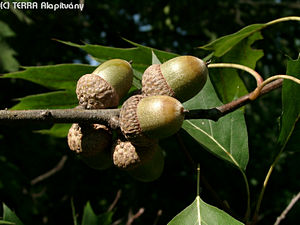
186;120;241;169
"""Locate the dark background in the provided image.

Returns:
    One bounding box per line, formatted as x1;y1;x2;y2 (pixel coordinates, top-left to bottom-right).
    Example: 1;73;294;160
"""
0;0;299;224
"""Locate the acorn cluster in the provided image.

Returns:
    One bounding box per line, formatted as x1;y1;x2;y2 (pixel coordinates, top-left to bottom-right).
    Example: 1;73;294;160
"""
67;56;208;182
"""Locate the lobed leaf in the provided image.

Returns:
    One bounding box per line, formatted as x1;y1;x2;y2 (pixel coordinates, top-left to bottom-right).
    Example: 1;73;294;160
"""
168;196;244;225
209;32;264;103
199;23;264;57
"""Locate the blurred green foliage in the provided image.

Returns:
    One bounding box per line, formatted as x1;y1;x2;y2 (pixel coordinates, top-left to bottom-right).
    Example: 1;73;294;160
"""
0;1;299;225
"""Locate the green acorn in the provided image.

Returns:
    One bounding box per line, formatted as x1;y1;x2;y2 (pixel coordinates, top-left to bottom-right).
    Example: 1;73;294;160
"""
119;95;185;141
142;55;208;102
127;144;164;182
76;59;133;109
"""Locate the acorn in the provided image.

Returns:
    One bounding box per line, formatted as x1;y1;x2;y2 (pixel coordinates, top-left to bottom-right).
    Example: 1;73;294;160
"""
119;95;185;141
112;139;164;182
67;123;113;170
112;139;158;170
142;55;208;102
127;144;164;182
76;59;133;109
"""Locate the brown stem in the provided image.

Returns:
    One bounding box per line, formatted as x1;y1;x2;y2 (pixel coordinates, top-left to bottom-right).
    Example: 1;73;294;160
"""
0;79;282;126
274;192;300;225
30;155;68;185
107;189;122;212
126;208;145;225
185;79;282;121
0;108;120;127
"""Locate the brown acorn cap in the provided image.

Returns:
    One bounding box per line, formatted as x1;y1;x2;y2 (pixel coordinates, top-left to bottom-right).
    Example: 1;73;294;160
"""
112;139;158;170
127;145;164;182
142;64;175;97
76;73;119;109
119;94;156;146
67;123;113;170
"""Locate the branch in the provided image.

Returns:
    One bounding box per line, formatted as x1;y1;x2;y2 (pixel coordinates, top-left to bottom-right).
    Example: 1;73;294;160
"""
185;79;282;121
274;192;300;225
31;155;68;185
126;208;145;225
0;79;282;125
0;108;120;128
107;189;122;212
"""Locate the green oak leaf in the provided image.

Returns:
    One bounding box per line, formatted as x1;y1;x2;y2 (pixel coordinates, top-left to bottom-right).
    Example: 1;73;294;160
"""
209;32;264;103
199;23;264;57
10;91;77;110
278;57;300;148
57;39;178;88
37;124;71;138
2;64;95;91
82;202;113;225
0;21;19;72
2;203;24;225
168;196;244;225
0;221;14;224
183;77;249;170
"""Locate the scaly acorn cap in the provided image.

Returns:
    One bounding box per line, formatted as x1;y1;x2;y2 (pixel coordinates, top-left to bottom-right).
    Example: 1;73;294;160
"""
76;59;133;109
76;74;119;109
67;123;113;170
119;95;185;140
127;145;164;182
112;139;159;170
142;55;208;102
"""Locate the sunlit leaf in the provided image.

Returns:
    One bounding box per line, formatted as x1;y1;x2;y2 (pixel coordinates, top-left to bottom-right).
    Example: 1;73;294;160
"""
168;196;244;225
183;77;249;170
152;50;161;64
